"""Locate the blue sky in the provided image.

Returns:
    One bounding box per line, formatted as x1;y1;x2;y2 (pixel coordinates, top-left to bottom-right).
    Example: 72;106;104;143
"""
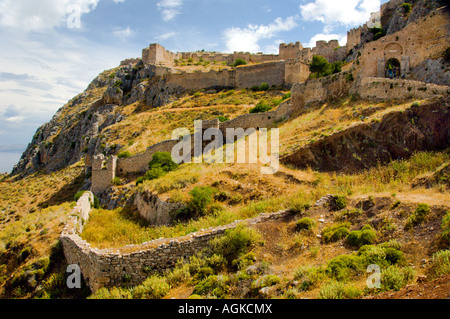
0;0;388;172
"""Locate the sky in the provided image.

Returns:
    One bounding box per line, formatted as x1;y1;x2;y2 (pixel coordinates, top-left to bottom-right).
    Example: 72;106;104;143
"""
0;0;389;172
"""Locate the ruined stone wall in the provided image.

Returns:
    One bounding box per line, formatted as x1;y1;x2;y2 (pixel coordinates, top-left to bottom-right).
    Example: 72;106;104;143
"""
235;61;286;88
354;77;450;100
60;192;290;292
117;139;180;175
165;61;286;90
250;54;280;63
134;191;184;226
290;71;355;110
166;69;230;90
91;155;117;194
358;8;450;79
312;40;347;64
285;60;310;85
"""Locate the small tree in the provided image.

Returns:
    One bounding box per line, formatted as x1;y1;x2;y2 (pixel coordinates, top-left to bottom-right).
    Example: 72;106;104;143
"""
310;55;332;77
231;58;247;67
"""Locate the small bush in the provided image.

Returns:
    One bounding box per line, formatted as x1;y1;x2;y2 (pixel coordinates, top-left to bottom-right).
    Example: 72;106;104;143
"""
89;287;132;299
295;218;316;232
381;266;415;291
231;58;247;67
251;275;280;290
185;186;217;217
332;195;347;211
193;275;230;299
347;225;377;247
322;223;351;243
293;266;324;291
429;250;450;277
112;177;121;186
318;281;363;299
148;152;178;172
326;254;363;281
259;83;270;91
132;276;170;299
405;203;430;230
401;3;412;14
249;100;272;114
210;225;262;263
117;151;132;158
440;211;450;247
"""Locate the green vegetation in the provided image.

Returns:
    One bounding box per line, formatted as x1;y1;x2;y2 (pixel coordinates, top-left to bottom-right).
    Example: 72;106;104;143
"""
118;150;133;158
230;58;247;67
401;3;412;14
332;195;347;211
369;27;386;41
322;223;351;243
429;250;450;277
318;281;362;299
346;225;377;247
381;266;415;291
250;83;270;92
295;218;316;232
405;203;431;230
309;55;343;78
249;100;273;114
440;211;450;247
210;225;263;263
136;152;179;185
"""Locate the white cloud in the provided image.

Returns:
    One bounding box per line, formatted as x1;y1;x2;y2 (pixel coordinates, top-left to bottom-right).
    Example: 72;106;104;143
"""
154;31;177;41
157;0;184;22
223;16;298;53
306;33;348;48
5;116;24;123
300;0;380;27
0;0;100;31
113;26;134;39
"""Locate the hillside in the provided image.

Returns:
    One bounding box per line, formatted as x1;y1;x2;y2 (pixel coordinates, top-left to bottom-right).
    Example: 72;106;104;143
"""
0;0;449;300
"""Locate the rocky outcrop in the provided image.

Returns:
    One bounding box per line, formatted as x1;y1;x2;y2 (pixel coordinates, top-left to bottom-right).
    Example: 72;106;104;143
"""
134;191;185;226
282;98;450;172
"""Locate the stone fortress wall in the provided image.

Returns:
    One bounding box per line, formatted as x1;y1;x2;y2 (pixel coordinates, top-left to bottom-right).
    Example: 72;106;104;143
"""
60;190;291;292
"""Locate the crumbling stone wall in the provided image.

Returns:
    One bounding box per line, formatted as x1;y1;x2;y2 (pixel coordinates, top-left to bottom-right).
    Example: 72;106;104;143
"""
60;190;291;292
91;155;117;194
354;77;449;100
134;190;184;226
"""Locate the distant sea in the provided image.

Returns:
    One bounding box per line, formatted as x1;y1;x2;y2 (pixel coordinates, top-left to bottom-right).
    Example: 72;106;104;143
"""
0;145;25;173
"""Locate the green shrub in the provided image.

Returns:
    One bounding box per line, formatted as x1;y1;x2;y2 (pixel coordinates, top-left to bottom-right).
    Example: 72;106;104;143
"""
357;245;388;267
347;225;377;247
295;218;316;232
259;83;270;91
17;247;32;264
251;275;280;290
384;247;404;265
89;287;132;299
405;203;430;230
231;58;247;67
118;151;132;158
381;266;415;291
185;186;217;217
326;254;363;281
132;276;170;299
112;177;121;186
193;275;230;299
429;250;450;277
293;266;324;291
322;223;351;243
401;3;412;14
249;100;272;114
332;195;347;211
440;211;450;247
74;191;86;202
318;281;363;299
210;224;262;263
148;152;178;172
282;92;292;100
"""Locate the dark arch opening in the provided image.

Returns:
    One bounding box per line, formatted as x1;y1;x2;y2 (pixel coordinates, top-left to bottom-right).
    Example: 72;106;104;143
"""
386;58;401;79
